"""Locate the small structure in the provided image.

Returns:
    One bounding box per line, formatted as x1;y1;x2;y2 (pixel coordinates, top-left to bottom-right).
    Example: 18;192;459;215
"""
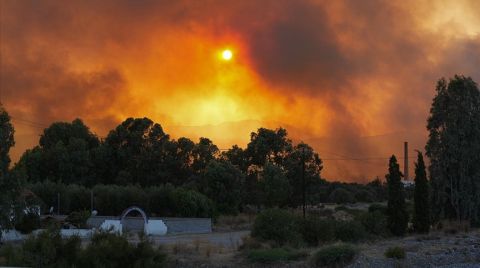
97;206;168;236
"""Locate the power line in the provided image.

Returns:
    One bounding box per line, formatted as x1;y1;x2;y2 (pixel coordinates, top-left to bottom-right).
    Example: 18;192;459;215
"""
10;116;49;129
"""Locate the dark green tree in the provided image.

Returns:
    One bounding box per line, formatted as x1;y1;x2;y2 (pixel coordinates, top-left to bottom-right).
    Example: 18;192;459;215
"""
259;162;291;207
201;160;243;214
284;143;324;206
426;76;480;224
191;137;219;174
0;106;21;235
14;119;99;186
0;106;15;176
386;155;408;236
103;117;170;186
246;127;292;166
413;151;430;233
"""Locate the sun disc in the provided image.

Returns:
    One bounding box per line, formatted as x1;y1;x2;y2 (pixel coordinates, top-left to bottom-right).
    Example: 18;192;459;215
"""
222;49;233;60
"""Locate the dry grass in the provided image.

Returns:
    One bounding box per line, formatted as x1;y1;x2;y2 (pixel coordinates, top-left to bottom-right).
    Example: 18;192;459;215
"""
436;220;470;234
215;213;255;231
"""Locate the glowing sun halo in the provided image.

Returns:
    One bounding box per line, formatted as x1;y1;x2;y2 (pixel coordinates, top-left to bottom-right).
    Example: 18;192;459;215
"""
222;49;233;61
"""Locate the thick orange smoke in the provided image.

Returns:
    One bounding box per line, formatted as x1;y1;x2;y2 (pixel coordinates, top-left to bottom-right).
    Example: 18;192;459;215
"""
1;0;479;181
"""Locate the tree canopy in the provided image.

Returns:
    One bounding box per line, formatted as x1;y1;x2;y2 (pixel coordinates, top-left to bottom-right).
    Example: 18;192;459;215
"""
426;75;480;224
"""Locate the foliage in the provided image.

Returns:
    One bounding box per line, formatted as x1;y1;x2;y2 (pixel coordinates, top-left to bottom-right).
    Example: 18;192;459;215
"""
251;209;302;246
368;203;387;214
65;210;91;228
22;228;81;267
300;216;335;246
201;160;243;214
386;155;408;236
413;151;430;233
171;187;216;218
426;76;480;224
259;162;291;207
0;105;15;176
354;189;375;203
0;228;167;267
384;246;406;259
310;243;357;267
334;220;367;242
14;211;40;234
357;211;389;237
0;106;20;236
0;244;24;266
329;188;356;204
247;248;306;263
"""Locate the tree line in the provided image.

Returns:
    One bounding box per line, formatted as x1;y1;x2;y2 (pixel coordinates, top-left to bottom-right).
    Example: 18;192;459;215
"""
1;74;479;230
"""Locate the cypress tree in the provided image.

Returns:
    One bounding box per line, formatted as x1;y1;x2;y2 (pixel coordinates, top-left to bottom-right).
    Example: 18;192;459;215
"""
386;155;408;236
413;151;430;233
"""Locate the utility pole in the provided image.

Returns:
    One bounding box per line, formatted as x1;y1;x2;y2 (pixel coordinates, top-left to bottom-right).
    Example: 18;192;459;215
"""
57;193;60;215
404;142;409;181
302;146;306;219
90;190;94;213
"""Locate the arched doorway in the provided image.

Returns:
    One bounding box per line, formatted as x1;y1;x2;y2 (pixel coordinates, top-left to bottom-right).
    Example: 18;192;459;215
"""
119;206;148;233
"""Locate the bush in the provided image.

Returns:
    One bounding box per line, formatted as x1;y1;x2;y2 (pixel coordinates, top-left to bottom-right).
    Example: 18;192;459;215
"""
368;203;387;214
329;188;356;204
65;210;91;228
354;190;375;203
300;217;335;246
357;211;389;237
0;228;166;267
384;246;405;259
147;184;176;216
15;212;40;234
171;188;216;218
335;221;366;242
311;243;357;267
80;232;166;267
22;228;81;267
247;248;307;263
0;244;24;266
64;184;90;213
251;209;302;246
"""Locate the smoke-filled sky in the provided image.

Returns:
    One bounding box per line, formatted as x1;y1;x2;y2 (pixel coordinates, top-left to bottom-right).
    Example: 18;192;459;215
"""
1;0;479;182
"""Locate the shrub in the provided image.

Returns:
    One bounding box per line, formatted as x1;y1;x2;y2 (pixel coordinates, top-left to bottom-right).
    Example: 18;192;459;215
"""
300;217;335;246
0;244;24;266
22;228;81;267
0;228;166;267
329;188;356;204
384;246;405;259
239;236;263;251
65;210;91;228
172;188;216;218
354;189;375;203
15;212;40;234
334;221;366;242
368;203;387;214
247;248;307;263
357;211;389;237
79;232;166;267
251;209;302;246
64;184;90;213
311;243;357;267
147;184;175;216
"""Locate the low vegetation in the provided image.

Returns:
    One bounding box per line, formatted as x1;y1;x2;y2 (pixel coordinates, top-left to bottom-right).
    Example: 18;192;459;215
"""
310;243;357;267
251;209;302;247
247;248;307;263
0;228;167;267
384;246;406;259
